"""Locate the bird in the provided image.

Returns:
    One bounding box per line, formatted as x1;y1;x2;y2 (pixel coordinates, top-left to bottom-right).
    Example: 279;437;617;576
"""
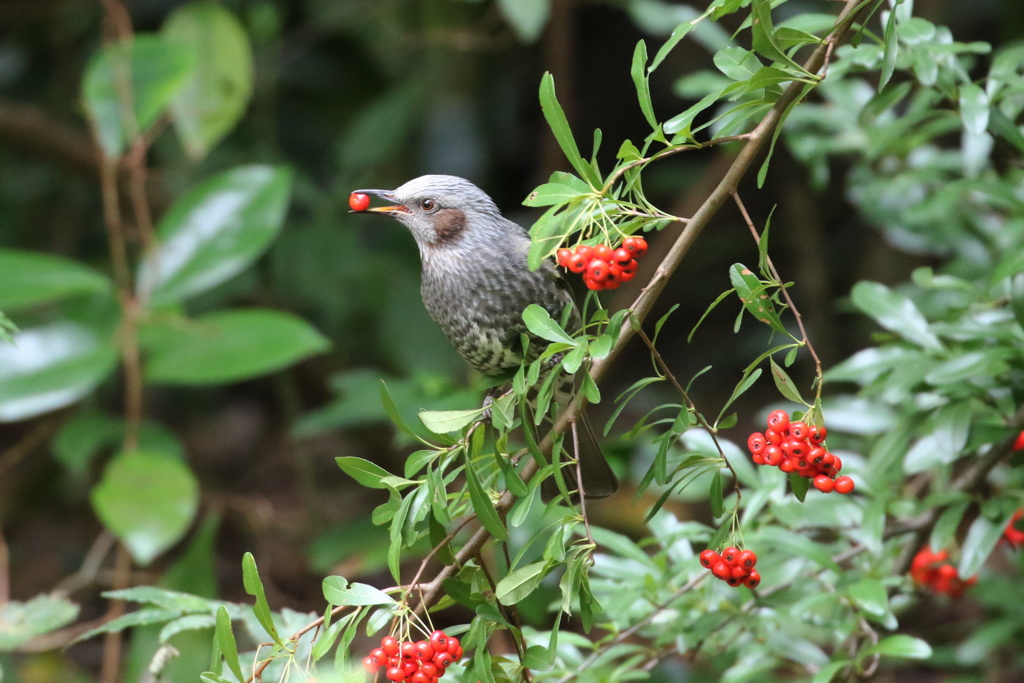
353;174;618;499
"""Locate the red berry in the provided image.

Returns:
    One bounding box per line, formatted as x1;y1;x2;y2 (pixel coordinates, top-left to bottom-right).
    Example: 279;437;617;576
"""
401;660;419;676
1013;430;1024;451
747;432;767;454
429;630;448;651
556;248;573;266
762;445;781;466
834;476;854;494
586;258;610;281
1004;509;1024;547
730;565;749;580
767;410;790;432
349;192;371;212
415;641;435;660
419;663;438;678
411;673;430;683
401;641;417;660
744;570;761;588
446;637;460;655
363;656;380;673
612;247;633;264
782;440;807;458
386;666;407;681
382;636;400;656
604;262;623;288
711;561;731;580
789;421;809;440
779;458;796;473
813;475;835;493
567;253;588;273
737;549;757;569
583;274;605;291
433;652;454;668
809;425;828;444
726;575;743;587
699;549;719;568
830;455;843;472
453;645;463;661
764;428;783;445
620;268;637;283
593;244;614;261
619;258;638;275
370;648;388;665
576;245;594;262
622;236;648;257
722;547;740;565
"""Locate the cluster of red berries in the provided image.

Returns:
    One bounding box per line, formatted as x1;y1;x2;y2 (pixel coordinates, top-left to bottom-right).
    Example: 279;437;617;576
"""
556;236;649;290
349;192;371;212
910;546;977;598
362;631;462;682
699;547;761;588
746;410;854;495
1004;509;1024;547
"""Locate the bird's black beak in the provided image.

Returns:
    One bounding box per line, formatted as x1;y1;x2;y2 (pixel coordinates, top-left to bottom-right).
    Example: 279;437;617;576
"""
353;189;411;215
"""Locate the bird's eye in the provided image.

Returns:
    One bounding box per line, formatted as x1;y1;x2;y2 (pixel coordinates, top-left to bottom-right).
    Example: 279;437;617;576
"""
420;199;437;212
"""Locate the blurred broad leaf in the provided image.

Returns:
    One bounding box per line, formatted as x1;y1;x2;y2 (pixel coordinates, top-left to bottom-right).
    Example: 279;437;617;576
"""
91;450;200;566
850;281;943;351
0;249;112;311
0;594;80;651
0;322;118;422
143;308;329;385
137;165;293;308
163;1;254;158
82;35;195;157
53;414;184;476
497;0;550;43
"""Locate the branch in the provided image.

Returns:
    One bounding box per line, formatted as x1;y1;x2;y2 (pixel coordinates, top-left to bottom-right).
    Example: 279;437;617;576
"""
414;0;866;614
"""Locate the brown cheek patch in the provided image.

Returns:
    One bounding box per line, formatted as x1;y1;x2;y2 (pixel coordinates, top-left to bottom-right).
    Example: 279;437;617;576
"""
433;208;467;244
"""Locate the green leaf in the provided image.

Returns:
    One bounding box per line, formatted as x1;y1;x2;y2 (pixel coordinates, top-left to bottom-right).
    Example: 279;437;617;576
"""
523;182;588;207
729;263;786;333
749;0;806;74
137;165;293;307
958;514;1003;578
214;606;244;683
464;453;508;542
709;470;724;517
0;250;112;311
419;408;484;434
811;661;850;683
322;577;397;607
496;561;550;605
497;0;549;43
769;356;806;404
90;450;200;566
958;82;989;135
879;5;899;90
846;579;888;618
850;281;943;351
539;73;599;187
144;308;329;385
631;41;658;131
162;1;254;159
0;594;80;651
789;470;810;502
241;552;280;644
522;304;576;345
651;19;698;72
82;35;195;157
757;526;840;572
860;634;932;660
0;322;118;422
714;46;762;81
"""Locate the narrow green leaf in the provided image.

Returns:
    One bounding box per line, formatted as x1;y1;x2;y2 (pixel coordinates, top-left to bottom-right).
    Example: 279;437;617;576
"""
729;263;786;333
419;408;484;434
323;577;397;607
464;454;509;541
215;606;244;683
958;82;990;135
241;552;280;644
846;579;889;618
496;561;550;605
770;357;806;404
709;470;724;518
860;634;932;660
749;0;808;73
631;40;658;130
651;20;698;72
879;5;899;90
812;661;850;683
539;73;600;187
958;514;1003;578
789;470;810;502
522;304;576;345
0;594;80;650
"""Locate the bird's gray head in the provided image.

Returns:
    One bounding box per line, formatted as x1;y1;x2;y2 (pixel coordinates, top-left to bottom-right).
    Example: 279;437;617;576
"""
354;175;512;255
